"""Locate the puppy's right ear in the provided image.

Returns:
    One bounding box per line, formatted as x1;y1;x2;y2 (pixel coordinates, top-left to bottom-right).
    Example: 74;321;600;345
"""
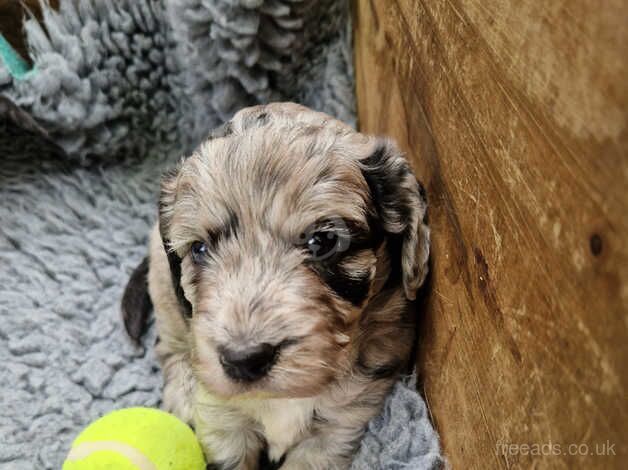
360;139;430;300
158;164;194;318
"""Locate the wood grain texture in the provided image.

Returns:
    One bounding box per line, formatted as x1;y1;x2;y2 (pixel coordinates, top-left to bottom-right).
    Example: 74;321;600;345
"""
354;1;627;468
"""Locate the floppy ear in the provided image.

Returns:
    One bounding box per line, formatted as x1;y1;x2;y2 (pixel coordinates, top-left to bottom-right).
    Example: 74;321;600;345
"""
121;256;153;343
158;164;194;318
360;139;430;300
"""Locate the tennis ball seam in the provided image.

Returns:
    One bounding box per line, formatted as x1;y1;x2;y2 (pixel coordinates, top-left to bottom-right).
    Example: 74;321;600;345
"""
66;441;158;470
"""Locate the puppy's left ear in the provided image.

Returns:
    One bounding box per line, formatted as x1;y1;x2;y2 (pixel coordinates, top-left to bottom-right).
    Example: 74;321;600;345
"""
360;139;430;300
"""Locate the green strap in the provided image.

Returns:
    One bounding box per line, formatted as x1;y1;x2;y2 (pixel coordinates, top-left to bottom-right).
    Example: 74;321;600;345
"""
0;34;33;80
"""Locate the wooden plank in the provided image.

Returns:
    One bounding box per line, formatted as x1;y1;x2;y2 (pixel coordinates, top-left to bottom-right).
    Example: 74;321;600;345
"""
354;0;628;468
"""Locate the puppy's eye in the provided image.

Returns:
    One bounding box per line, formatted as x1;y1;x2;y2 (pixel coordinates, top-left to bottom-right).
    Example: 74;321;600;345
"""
190;241;207;263
306;231;340;261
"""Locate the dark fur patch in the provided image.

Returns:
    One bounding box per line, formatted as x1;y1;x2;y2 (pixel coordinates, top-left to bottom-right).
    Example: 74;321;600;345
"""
383;233;403;289
242;111;270;130
121;257;153;343
209;121;233;139
362;146;409;221
306;222;384;306
356;354;403;380
164;242;193;318
159;178;193;318
361;144;421;290
256;112;269;125
312;409;329;425
258;446;285;470
208;209;240;248
160;166;179;184
314;261;372;307
361;144;416;229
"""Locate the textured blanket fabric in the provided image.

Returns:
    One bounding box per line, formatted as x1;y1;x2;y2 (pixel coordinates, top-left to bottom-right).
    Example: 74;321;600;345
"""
0;1;442;469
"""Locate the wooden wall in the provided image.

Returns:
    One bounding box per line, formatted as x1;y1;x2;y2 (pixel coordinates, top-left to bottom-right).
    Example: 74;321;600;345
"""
353;1;627;468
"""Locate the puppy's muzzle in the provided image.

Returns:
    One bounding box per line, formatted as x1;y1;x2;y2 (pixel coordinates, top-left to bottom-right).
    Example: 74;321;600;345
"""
219;343;279;382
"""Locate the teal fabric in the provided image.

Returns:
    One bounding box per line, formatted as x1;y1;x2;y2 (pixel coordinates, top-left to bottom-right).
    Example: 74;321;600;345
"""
0;35;32;80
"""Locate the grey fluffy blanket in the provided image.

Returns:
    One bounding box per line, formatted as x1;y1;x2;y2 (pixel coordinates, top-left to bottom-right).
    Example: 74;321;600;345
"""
0;1;443;468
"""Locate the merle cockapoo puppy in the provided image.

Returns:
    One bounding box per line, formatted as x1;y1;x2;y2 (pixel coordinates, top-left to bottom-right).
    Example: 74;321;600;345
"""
122;102;430;470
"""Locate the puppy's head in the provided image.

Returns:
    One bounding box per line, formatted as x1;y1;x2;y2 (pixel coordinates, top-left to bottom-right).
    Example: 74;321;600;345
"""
159;103;429;398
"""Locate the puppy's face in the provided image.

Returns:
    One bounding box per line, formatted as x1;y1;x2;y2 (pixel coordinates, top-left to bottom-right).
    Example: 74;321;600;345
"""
159;103;429;398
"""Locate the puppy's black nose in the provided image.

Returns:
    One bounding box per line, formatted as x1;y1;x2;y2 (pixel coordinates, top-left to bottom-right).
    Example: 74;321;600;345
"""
219;343;278;382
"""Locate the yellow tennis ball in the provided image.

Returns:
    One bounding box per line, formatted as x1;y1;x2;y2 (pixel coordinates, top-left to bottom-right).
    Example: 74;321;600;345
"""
63;407;206;470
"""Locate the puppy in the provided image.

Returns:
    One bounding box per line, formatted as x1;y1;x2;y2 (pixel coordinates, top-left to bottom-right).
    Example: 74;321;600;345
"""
121;103;430;470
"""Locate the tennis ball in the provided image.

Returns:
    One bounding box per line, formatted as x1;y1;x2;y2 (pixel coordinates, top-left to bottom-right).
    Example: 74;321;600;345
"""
63;407;206;470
